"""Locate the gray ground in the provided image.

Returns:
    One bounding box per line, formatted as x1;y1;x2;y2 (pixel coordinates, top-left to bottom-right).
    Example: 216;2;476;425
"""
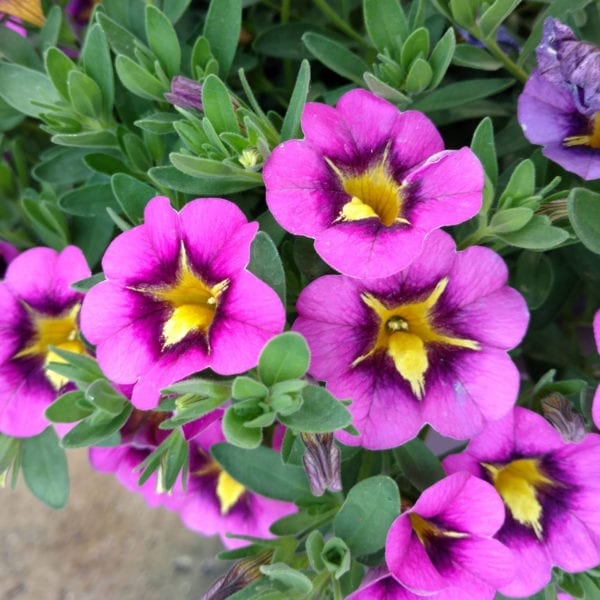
0;448;227;600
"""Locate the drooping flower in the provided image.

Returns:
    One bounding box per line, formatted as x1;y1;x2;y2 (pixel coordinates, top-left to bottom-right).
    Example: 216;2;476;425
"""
592;309;600;429
164;76;203;112
518;18;600;179
301;432;342;496
293;230;529;449
0;0;44;27
540;392;585;443
175;419;296;548
0;241;18;278
80;196;285;410
443;407;600;597
0;246;90;437
263;88;483;279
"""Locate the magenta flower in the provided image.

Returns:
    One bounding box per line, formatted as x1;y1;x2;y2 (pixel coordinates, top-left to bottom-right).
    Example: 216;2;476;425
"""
518;18;600;179
80;196;285;410
593;309;600;429
293;230;529;449
444;407;600;597
175;419;296;548
0;241;19;278
385;472;514;599
263;88;484;279
0;246;90;437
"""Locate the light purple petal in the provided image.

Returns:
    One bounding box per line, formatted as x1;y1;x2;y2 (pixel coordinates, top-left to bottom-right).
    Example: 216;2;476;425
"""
209;271;285;375
406;148;483;231
542;141;600;181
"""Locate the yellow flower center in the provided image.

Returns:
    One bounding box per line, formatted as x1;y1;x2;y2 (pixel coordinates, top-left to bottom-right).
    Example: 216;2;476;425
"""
139;246;228;349
0;0;45;27
563;112;600;149
193;459;246;514
483;459;554;539
325;147;409;227
13;304;85;389
353;278;479;399
409;512;468;546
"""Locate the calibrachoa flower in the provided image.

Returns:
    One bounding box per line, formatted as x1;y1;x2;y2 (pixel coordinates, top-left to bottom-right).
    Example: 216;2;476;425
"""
518;18;600;179
593;309;600;429
444;407;600;597
263;88;483;279
165;76;203;112
0;241;18;278
80;196;285;410
293;230;529;449
175;419;296;549
0;246;90;437
385;472;514;599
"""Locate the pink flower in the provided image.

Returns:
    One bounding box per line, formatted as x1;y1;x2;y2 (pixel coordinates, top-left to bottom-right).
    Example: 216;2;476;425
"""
264;89;483;279
80;196;285;410
592;310;600;429
0;241;19;277
444;407;600;597
293;231;529;449
0;246;90;437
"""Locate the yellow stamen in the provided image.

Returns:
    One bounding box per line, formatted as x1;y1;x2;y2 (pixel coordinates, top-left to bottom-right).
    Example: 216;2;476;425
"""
409;512;468;546
564;112;600;149
14;304;85;390
483;459;553;539
139;246;228;349
325;148;410;227
353;278;479;398
216;470;246;515
0;0;45;27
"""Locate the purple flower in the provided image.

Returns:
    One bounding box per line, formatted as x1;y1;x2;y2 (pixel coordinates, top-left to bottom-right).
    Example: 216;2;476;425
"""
386;472;514;599
0;246;90;437
444;407;600;597
175;419;296;549
80;196;285;410
293;230;529;449
0;241;18;278
263;89;483;279
164;76;203;112
518;18;600;179
66;0;98;26
593;309;600;429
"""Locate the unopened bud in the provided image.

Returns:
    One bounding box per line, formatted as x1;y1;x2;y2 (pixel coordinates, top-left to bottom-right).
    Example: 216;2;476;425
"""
541;392;586;443
165;76;203;112
301;432;342;496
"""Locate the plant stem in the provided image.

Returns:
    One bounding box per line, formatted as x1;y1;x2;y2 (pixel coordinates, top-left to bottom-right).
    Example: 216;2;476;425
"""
312;0;368;48
281;0;291;23
470;30;529;83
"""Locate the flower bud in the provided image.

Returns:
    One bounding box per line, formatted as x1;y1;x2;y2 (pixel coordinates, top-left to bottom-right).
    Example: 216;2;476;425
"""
301;432;342;497
541;392;586;443
165;76;203;112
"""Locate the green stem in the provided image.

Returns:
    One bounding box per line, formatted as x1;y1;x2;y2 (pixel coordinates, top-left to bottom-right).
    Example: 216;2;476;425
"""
472;32;529;84
457;225;493;250
332;576;344;600
281;0;291;23
312;0;368;48
356;450;373;482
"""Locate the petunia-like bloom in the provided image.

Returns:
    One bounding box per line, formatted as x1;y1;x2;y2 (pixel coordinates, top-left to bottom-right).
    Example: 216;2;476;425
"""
0;0;44;27
385;472;514;599
263;88;483;279
0;241;18;278
0;246;90;437
444;407;600;597
518;18;600;180
175;419;296;549
80;196;285;410
592;309;600;429
293;230;529;449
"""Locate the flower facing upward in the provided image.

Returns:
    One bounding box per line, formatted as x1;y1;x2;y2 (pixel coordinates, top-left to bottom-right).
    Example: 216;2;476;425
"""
444;407;600;597
518;18;600;179
80;196;285;410
293;230;529;449
0;246;90;437
263;89;483;279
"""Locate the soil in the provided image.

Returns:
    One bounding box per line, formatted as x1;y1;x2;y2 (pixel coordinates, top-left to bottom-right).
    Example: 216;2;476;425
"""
0;448;227;600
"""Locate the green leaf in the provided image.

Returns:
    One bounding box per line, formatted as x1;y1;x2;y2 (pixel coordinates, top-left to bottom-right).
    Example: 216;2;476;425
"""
306;530;326;572
223;406;264;449
363;72;412;106
281;60;310;142
452;44;502;71
404;58;433;94
134;111;179;134
302;32;369;85
50;131;118;148
0;25;42;70
232;376;269;400
201;74;240;134
489;207;534;234
71;273;105;292
45;347;104;384
168;153;262;186
0;63;60;118
478;0;522;39
258;332;310;386
498;159;536;207
253;23;317;60
334;476;400;556
568;187;600;255
40;5;62;51
449;0;478;27
248;231;286;305
497;214;569;250
278;385;352;433
58;183;121;217
428;28;456;88
145;4;181;78
259;563;312;594
470;117;498;184
111;173;156;224
115;54;167;101
211;443;311;502
61;404;133;449
363;0;408;51
70;213;115;267
85;379;128;415
32;147;92;185
203;0;242;78
412;78;513;112
161;0;191;23
322;537;351;578
514;251;554;310
84;153;133;177
45;391;92;423
161;429;188;491
21;428;69;509
400;27;429;72
81;24;114;114
393;438;445;491
96;12;143;59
